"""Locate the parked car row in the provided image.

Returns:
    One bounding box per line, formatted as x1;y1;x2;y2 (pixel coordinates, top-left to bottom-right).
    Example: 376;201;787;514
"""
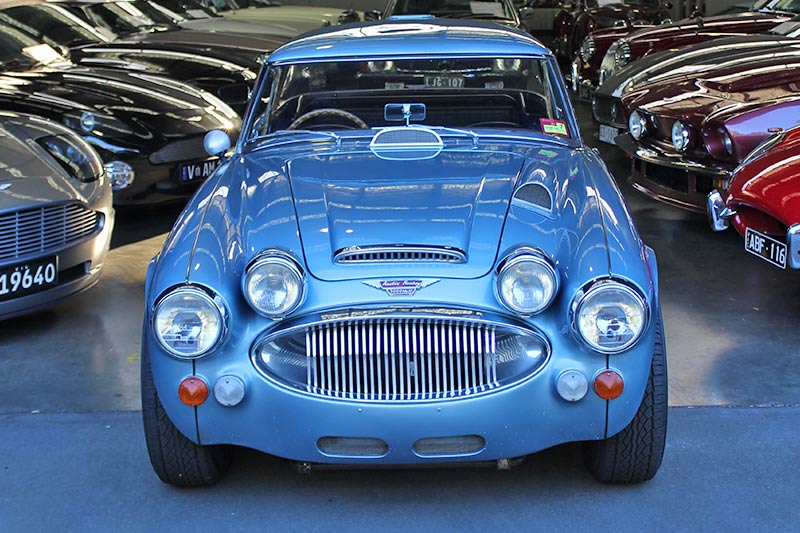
0;0;362;318
553;0;800;270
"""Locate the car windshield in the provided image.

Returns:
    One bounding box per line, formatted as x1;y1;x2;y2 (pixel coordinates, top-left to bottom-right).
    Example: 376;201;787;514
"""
0;6;115;47
388;0;516;20
81;1;180;34
148;0;219;20
760;0;800;12
0;24;66;69
248;56;569;139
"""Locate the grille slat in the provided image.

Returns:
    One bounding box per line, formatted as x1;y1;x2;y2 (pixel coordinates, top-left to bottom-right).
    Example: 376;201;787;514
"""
0;204;100;261
334;245;466;264
149;134;207;165
304;318;500;401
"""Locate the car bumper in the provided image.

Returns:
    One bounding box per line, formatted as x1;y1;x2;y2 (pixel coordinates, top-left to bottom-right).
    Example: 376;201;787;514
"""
145;305;657;465
0;203;114;320
616;134;733;213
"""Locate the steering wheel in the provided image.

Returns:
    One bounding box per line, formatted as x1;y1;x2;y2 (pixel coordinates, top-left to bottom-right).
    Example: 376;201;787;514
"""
287;108;367;130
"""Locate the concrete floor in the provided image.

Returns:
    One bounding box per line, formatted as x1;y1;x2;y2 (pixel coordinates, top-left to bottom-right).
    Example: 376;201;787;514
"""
1;99;799;414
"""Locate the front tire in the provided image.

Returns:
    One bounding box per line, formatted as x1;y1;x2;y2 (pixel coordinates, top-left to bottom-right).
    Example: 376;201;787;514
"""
584;315;668;484
141;347;231;486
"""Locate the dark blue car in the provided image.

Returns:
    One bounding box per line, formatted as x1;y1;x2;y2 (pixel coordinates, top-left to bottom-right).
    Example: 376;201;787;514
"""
141;18;667;486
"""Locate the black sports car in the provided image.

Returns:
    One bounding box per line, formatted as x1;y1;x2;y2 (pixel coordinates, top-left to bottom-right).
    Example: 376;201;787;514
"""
0;23;241;205
0;2;280;114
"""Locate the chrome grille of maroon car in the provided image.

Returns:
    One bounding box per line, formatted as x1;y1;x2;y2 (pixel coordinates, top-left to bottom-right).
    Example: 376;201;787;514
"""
305;318;499;401
149;134;206;165
334;246;466;264
0;203;100;261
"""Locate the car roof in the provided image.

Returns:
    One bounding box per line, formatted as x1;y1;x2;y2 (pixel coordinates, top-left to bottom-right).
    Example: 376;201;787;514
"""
266;19;551;65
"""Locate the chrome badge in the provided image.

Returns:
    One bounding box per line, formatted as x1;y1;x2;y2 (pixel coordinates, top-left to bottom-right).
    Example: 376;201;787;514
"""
362;279;440;297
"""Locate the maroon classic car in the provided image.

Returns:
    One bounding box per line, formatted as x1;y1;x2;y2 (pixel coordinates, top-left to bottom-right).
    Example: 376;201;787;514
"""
552;0;671;62
570;3;790;98
615;45;800;212
708;127;800;269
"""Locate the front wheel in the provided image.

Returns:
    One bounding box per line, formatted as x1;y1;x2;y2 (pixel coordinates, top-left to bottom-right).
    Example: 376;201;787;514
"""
141;347;231;486
583;314;668;484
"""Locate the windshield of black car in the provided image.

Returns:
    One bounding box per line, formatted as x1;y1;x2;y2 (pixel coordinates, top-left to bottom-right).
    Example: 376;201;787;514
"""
248;57;569;139
0;25;65;68
388;0;516;20
83;1;180;34
0;6;114;47
761;0;800;12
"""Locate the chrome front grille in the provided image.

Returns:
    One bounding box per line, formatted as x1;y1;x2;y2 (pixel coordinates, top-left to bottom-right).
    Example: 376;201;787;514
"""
0;203;100;261
305;318;498;401
334;246;466;264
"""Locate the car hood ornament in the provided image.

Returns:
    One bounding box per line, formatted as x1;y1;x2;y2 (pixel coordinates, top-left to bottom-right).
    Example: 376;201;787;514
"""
362;279;440;296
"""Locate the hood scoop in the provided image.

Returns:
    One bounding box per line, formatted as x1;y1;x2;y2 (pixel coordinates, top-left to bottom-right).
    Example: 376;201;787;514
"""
369;127;443;160
334;244;466;264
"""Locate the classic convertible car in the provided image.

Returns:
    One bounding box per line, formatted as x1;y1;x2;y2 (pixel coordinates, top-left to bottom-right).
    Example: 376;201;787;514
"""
0;112;113;320
571;3;789;98
614;36;800;211
552;0;671;62
0;23;241;205
141;19;667;486
708;127;800;269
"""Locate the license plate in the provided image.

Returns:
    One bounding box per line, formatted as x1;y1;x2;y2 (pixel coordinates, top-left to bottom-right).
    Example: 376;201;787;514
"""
745;227;787;269
180;158;221;183
424;76;464;89
0;256;58;303
598;124;619;145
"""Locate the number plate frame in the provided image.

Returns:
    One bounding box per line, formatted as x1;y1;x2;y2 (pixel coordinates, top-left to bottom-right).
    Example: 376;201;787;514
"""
179;158;221;183
0;256;59;302
598;124;619;145
745;227;787;269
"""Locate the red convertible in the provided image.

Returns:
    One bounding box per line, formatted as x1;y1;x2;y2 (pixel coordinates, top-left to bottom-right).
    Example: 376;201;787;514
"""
708;127;800;270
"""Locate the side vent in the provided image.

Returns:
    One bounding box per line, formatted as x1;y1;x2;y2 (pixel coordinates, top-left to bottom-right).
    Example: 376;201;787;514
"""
513;183;552;212
369;127;443;160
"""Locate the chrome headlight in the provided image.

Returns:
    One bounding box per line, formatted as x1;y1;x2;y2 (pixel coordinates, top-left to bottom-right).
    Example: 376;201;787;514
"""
579;36;595;62
37;134;103;182
243;252;304;318
671;121;694;152
722;130;734;156
628;110;647;140
153;286;226;359
495;250;559;315
572;280;647;353
614;41;631;69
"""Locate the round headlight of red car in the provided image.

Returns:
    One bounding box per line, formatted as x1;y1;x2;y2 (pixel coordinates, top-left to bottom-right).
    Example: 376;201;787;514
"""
628;110;647;140
671;121;695;152
243;252;304;318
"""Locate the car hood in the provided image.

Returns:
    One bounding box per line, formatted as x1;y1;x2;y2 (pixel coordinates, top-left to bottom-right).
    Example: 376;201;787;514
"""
623;12;789;53
178;17;316;39
0;64;238;148
0;131;89;212
286;150;524;281
598;35;797;98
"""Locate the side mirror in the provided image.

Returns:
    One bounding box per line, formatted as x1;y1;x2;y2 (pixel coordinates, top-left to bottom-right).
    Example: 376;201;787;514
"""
338;9;360;24
204;130;231;157
364;10;382;21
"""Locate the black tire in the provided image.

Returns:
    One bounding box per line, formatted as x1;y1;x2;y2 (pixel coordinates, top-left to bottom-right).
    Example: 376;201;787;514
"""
584;314;668;484
141;347;231;487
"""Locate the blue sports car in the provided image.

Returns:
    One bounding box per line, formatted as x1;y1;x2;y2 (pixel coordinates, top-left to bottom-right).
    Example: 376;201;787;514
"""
141;18;667;486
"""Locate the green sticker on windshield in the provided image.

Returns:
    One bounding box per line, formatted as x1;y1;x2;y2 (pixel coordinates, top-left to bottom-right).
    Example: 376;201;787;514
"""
539;118;569;137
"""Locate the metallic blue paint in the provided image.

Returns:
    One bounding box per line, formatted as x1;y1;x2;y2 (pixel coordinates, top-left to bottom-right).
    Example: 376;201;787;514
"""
143;19;660;466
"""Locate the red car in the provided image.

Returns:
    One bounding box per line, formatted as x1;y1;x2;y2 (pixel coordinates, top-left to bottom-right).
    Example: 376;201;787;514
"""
552;0;671;62
571;5;789;99
615;45;800;212
708;127;800;269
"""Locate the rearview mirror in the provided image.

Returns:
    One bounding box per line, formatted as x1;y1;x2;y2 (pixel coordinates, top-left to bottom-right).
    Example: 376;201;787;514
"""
384;103;426;125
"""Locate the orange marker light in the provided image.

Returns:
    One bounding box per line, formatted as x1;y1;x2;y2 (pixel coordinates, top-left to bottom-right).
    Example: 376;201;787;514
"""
594;370;624;400
179;377;208;406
